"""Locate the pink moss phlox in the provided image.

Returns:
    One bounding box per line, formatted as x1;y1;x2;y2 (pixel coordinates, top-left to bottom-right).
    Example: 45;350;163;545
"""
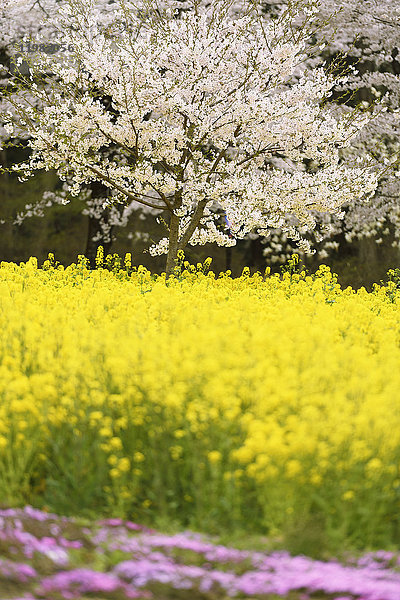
0;558;37;581
40;568;142;598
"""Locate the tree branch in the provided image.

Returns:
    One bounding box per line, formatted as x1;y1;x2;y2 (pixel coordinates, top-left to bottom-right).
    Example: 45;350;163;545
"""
178;198;209;248
86;164;166;210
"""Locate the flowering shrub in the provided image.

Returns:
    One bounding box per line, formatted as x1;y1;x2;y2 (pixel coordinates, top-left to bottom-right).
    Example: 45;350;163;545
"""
1;253;400;549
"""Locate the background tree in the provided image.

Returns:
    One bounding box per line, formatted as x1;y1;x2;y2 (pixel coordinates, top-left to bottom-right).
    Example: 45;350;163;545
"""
258;0;400;274
0;0;152;265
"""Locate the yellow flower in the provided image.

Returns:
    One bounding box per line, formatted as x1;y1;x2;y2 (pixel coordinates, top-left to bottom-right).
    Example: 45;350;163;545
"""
174;429;185;439
208;450;222;464
99;427;113;438
342;490;355;501
286;459;302;478
310;472;322;486
366;458;383;471
109;437;123;450
118;457;131;472
170;445;183;460
90;411;103;421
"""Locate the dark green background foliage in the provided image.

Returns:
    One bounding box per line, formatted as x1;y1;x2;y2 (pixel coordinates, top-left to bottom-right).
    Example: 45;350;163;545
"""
1;148;399;286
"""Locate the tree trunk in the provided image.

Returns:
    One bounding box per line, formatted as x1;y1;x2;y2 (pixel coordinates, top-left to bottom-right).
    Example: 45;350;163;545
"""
165;212;180;277
225;246;232;272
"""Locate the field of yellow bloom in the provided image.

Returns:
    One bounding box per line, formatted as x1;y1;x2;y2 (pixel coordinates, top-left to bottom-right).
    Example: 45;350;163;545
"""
1;253;400;553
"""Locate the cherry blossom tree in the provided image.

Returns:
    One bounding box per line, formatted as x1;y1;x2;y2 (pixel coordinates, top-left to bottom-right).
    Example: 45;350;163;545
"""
2;0;378;274
323;0;400;251
257;0;400;265
0;0;147;263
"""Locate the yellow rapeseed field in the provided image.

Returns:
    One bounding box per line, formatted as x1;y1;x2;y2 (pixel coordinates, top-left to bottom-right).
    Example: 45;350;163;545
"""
1;252;400;549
